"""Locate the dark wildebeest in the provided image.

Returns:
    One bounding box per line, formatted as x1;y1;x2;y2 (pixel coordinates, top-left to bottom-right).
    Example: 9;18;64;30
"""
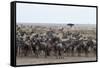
84;39;95;56
55;41;65;59
40;40;52;58
61;39;72;56
76;40;85;56
31;34;52;58
92;43;96;56
23;39;32;56
16;33;32;56
16;36;25;56
51;37;65;59
30;35;40;58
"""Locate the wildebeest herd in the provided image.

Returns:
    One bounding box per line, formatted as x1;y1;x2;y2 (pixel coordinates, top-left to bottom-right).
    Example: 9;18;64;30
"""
16;24;96;59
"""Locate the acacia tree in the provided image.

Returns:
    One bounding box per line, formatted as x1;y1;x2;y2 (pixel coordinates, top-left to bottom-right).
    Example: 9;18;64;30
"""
67;23;74;28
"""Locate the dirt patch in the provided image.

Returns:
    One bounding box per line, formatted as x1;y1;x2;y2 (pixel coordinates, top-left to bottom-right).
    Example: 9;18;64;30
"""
16;56;96;65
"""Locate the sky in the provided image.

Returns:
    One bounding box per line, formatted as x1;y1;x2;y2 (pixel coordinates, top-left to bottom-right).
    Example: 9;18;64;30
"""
16;3;96;24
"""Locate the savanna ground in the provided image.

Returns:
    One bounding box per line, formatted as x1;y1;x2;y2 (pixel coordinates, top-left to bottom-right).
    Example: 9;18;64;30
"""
16;54;96;65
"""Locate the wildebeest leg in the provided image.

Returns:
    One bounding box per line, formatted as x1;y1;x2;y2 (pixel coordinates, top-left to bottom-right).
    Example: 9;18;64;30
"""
85;48;88;57
45;50;47;58
64;48;68;56
24;50;27;56
85;50;88;57
24;48;28;56
77;48;81;56
84;47;88;57
58;50;61;59
44;48;51;58
32;46;38;57
34;49;39;58
93;47;96;56
66;48;70;56
53;47;58;59
18;47;21;56
43;48;47;58
69;47;72;56
36;50;39;58
32;47;35;55
20;48;24;56
55;50;58;59
47;50;50;56
71;47;74;56
24;45;29;56
58;49;64;59
60;50;64;59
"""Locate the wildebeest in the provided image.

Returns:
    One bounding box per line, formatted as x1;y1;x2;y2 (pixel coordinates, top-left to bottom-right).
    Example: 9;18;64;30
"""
16;24;96;59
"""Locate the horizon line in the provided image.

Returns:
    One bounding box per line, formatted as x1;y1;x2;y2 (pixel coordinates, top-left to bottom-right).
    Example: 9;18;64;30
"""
17;22;96;25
